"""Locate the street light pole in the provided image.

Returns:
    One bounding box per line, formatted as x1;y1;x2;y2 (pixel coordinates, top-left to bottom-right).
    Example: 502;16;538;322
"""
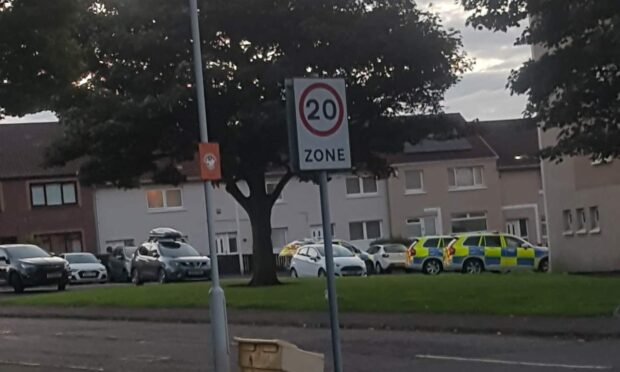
188;1;230;371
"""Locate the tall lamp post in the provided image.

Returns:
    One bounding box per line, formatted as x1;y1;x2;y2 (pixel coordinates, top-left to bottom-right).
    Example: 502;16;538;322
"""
188;0;230;371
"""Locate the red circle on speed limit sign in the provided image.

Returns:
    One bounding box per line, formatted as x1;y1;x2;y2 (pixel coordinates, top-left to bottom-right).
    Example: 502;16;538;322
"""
298;82;345;137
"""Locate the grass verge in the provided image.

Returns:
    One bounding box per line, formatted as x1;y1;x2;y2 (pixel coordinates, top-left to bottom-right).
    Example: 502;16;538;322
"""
2;274;619;317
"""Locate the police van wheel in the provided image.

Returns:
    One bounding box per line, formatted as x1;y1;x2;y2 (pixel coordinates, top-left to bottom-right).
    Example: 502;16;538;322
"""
462;259;484;275
538;258;549;273
422;259;442;276
375;263;383;275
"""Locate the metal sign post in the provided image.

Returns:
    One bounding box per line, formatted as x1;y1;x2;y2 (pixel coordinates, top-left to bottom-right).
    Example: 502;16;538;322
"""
287;78;350;372
188;1;230;371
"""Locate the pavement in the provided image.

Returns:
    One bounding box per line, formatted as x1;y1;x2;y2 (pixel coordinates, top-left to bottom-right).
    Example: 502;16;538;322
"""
0;317;618;371
0;305;619;340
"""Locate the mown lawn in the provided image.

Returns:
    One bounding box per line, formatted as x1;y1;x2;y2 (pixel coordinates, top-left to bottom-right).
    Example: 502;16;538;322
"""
2;274;619;317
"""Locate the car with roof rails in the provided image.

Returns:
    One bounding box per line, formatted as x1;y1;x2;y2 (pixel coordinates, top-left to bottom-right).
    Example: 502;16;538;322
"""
443;232;550;274
407;235;455;275
131;228;211;285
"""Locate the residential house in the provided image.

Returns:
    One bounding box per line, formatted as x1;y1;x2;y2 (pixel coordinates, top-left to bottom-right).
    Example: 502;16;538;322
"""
386;116;545;243
534;46;620;272
0;123;97;253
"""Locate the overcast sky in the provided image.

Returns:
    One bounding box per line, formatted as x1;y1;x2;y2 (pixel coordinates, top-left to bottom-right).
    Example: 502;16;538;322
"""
1;0;530;124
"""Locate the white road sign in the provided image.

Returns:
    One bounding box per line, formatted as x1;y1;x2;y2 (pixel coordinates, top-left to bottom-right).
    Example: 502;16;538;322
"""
293;78;351;171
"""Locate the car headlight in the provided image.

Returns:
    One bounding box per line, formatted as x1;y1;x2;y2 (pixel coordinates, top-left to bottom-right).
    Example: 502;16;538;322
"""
20;262;36;270
65;263;71;271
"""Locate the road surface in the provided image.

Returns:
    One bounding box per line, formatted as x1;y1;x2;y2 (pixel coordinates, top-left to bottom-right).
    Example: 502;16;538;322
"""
0;317;617;371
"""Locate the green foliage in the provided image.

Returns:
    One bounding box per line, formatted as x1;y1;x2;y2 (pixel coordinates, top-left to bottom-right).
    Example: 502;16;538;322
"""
460;0;620;162
4;275;620;317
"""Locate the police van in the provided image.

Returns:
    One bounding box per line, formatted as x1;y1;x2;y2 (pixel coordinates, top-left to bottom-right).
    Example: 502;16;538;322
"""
407;236;455;275
443;232;549;274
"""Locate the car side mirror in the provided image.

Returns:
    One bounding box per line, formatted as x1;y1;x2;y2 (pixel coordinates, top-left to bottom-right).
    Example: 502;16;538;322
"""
311;256;319;262
152;252;160;258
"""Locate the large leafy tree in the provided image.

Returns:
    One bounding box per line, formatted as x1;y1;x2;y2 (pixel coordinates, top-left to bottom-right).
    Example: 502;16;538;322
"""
461;0;620;161
0;0;469;285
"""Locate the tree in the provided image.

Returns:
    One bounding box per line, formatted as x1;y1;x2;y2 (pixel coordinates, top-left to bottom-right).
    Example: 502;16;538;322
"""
0;0;469;285
460;0;620;162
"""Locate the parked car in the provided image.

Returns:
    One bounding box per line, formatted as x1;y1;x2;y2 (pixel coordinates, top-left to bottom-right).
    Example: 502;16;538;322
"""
330;239;374;275
366;244;408;274
61;252;108;284
444;232;550;274
0;244;69;293
106;246;137;282
407;236;455;275
131;228;211;285
290;243;366;278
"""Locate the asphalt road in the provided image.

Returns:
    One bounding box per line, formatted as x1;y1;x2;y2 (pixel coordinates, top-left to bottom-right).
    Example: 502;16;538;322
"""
0;317;617;372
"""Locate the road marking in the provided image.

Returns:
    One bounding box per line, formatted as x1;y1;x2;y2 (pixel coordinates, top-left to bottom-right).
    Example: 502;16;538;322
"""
0;359;105;371
416;354;612;370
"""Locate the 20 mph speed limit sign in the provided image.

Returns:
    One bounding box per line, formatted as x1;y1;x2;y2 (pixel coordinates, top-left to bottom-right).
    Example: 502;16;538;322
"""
288;78;351;171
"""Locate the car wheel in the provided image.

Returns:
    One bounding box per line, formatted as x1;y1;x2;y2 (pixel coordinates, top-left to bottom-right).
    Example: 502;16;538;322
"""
158;268;168;284
131;269;143;286
462;259;484;275
538;258;549;273
318;269;326;277
58;280;67;291
422;259;443;276
375;262;382;275
290;268;298;278
121;269;130;283
365;261;374;275
10;272;24;294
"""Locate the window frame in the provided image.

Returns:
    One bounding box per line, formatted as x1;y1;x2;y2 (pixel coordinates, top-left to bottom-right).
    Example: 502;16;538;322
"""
448;166;485;190
30;181;78;208
562;209;574;235
404;169;424;194
345;176;379;197
450;212;488;234
589;206;601;234
348;220;383;240
146;188;184;211
575;208;587;234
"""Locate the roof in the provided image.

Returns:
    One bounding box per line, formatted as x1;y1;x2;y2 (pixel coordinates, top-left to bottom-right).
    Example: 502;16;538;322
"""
476;118;539;170
388;134;497;164
0;122;79;180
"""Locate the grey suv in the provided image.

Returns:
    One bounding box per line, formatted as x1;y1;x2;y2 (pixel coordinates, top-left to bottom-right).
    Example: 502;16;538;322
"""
131;229;211;285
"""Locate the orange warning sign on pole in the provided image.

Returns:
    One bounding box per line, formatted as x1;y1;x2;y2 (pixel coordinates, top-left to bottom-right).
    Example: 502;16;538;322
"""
198;143;222;181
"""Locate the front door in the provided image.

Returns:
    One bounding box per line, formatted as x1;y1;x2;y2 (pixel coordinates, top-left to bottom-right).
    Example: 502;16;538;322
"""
506;219;528;239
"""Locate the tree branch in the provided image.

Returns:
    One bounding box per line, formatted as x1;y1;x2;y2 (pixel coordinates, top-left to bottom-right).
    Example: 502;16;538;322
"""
225;180;250;210
269;169;293;206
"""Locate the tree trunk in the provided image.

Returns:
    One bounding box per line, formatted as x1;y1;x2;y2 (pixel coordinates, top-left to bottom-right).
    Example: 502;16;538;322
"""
247;203;279;286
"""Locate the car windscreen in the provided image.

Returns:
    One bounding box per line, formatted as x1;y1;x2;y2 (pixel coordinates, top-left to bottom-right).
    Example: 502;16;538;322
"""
5;246;50;259
65;254;99;264
384;244;407;253
158;241;200;257
337;241;360;253
315;245;354;257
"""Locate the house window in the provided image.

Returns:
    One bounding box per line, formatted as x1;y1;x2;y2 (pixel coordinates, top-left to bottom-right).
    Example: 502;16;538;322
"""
448;166;484;189
30;182;78;207
405;216;437;238
146;188;183;210
310;224;335;240
405;218;422;238
35;232;83;254
576;208;587;233
451;212;487;233
562;209;573;234
589;207;600;233
271;227;288;252
404;170;424;193
345;176;378;196
215;233;238;255
266;181;284;202
349;220;382;240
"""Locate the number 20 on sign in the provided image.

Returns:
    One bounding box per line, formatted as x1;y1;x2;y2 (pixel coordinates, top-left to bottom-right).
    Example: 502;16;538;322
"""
291;78;351;171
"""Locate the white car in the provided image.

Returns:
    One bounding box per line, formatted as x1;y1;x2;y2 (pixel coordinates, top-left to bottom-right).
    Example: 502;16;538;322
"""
61;253;108;284
366;244;408;274
289;244;366;278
